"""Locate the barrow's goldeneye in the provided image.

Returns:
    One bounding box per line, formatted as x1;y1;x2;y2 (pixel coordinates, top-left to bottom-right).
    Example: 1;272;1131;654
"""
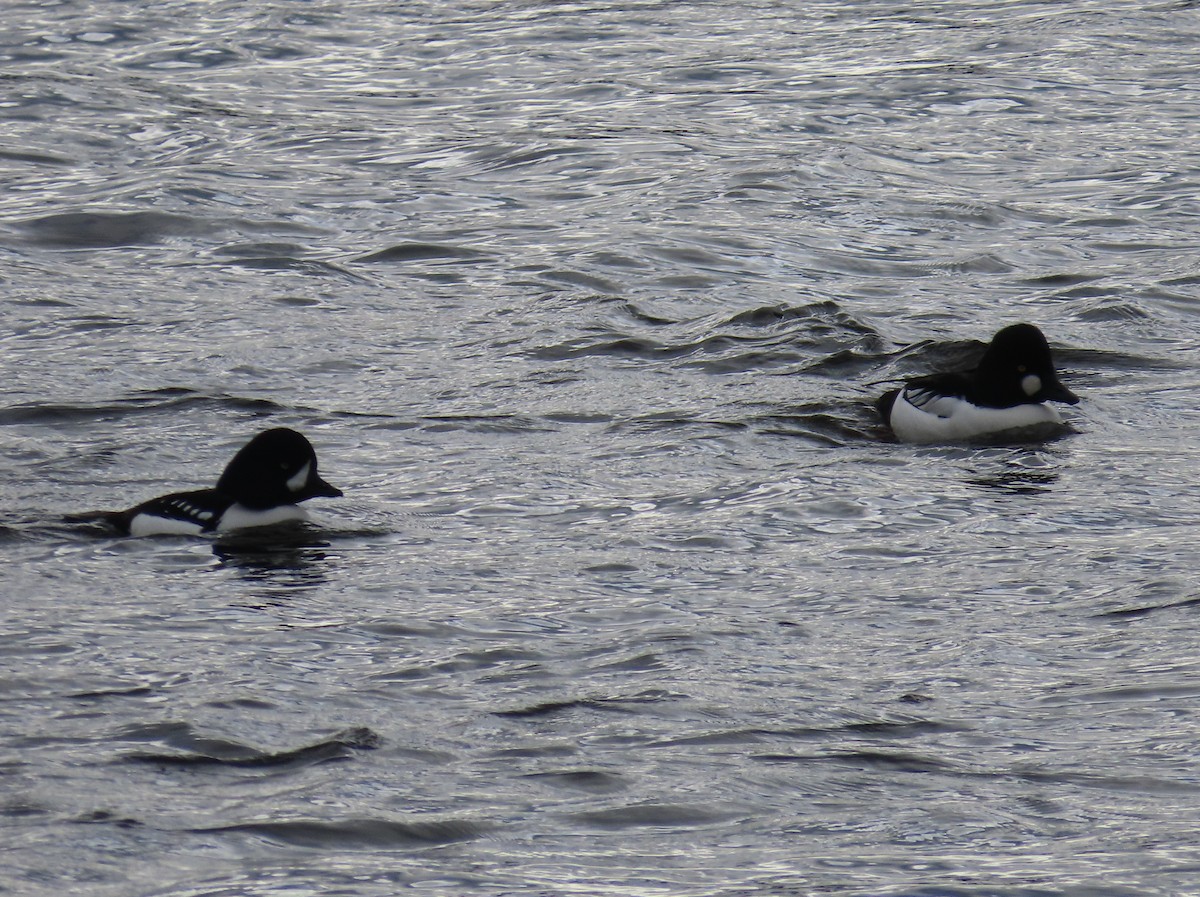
877;323;1079;444
92;427;343;536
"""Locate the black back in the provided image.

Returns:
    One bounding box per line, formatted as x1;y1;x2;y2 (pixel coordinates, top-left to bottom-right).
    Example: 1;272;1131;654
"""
108;489;236;534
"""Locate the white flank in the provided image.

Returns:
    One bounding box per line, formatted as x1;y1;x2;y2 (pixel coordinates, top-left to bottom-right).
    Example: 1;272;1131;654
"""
889;391;1063;444
217;504;308;531
128;514;206;537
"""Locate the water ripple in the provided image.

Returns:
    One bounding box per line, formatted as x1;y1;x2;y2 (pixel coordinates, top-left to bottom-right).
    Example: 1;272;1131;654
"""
5;1;1200;895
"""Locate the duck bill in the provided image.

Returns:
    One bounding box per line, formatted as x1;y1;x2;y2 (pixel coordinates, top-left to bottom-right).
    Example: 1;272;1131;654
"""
1044;379;1079;405
307;476;344;499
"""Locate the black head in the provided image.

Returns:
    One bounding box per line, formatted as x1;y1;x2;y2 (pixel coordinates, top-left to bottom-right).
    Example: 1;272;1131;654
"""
974;323;1079;408
215;428;343;509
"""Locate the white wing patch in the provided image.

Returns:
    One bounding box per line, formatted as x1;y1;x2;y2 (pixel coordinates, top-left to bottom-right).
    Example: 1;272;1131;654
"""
171;501;214;521
903;387;961;418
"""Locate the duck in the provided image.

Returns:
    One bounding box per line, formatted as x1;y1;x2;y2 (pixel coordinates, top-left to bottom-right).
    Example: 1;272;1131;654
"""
876;323;1079;444
92;427;343;536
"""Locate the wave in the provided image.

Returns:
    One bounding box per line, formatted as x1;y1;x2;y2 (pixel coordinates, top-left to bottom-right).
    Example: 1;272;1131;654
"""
353;242;493;264
16;210;220;249
120;724;380;770
530;299;883;368
496;692;666;718
195;815;490;848
0;388;290;426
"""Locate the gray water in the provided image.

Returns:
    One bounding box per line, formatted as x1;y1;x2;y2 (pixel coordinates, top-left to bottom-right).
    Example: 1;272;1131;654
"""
4;1;1200;895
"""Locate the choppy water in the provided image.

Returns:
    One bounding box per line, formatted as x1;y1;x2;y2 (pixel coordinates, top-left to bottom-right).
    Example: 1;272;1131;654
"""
4;2;1200;895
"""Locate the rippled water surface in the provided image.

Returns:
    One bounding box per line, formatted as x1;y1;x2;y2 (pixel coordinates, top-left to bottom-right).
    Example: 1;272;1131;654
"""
5;2;1200;895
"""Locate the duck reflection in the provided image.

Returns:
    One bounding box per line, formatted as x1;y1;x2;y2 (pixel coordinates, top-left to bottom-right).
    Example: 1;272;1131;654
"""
212;524;334;597
967;449;1062;495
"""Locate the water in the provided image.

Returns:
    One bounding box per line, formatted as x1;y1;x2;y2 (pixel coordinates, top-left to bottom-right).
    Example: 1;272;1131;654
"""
4;1;1200;894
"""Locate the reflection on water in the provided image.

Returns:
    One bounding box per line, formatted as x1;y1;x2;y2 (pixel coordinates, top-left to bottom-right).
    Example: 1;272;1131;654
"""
213;529;335;598
966;447;1064;495
214;528;332;563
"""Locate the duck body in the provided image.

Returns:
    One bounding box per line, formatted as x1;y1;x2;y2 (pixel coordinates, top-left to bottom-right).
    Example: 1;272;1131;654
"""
96;428;342;536
877;323;1079;445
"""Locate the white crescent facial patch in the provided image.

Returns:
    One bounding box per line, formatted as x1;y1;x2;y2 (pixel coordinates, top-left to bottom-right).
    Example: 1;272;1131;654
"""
286;461;311;493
